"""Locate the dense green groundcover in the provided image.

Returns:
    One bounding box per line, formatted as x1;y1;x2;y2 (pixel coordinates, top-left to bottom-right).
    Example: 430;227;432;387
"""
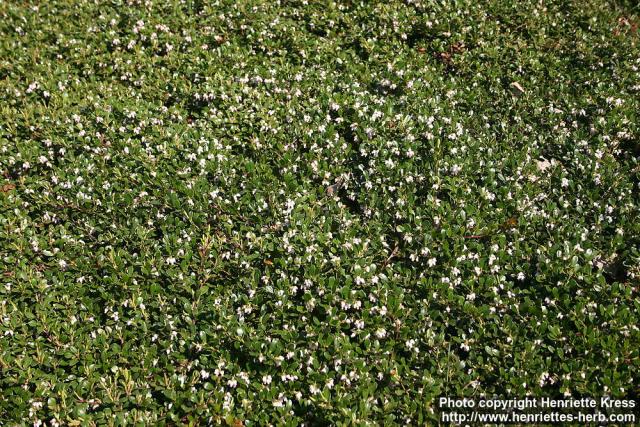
1;0;639;424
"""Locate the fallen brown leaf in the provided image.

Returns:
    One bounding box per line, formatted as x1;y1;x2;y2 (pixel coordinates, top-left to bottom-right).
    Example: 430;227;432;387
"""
510;81;526;95
1;183;16;193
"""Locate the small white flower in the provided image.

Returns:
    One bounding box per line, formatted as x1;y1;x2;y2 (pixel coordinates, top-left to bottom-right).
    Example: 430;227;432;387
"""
536;158;552;172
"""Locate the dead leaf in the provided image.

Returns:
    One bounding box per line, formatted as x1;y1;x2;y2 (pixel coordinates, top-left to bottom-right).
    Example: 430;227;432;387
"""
510;81;525;95
438;51;452;65
503;217;518;229
451;41;465;53
326;177;345;196
1;183;16;193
